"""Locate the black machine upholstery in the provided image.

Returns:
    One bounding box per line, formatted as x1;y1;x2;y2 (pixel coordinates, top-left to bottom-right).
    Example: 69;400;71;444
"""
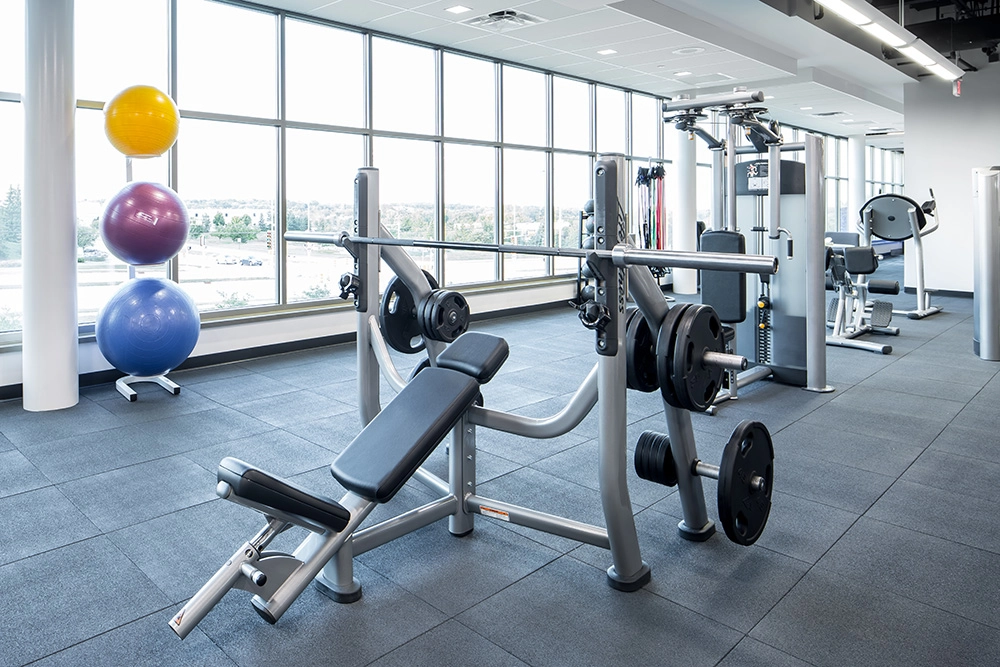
436;331;509;384
217;457;351;532
699;230;747;324
842;247;879;276
332;366;481;503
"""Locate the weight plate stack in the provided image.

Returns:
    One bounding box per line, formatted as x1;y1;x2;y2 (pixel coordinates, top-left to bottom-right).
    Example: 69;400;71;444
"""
378;270;439;354
717;420;774;546
633;430;677;487
656;303;691;409
626;308;661;393
418;290;470;343
671;304;725;412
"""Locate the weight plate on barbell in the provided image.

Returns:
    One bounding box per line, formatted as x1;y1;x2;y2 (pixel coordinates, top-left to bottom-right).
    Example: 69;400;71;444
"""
420;290;470;343
634;430;677;487
717;420;773;546
656;303;691;409
379;270;439;354
671;304;725;412
626;308;661;393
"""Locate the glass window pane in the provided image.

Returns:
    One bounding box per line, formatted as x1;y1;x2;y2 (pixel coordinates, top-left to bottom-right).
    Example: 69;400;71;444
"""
596;86;625;154
177;119;277;311
553;152;591;274
286;129;363;303
837;139;848;178
178;0;276;118
444;143;496;286
76;0;168;103
372;137;436;280
503;66;546;147
697;165;712;227
872;148;883;182
553;76;589;151
825;136;837;176
286;20;363;128
631;94;658;159
838;179;849;231
0;102;24;332
0;2;24;94
372;38;435;135
75;108;170;325
502;149;547;279
444;54;495;141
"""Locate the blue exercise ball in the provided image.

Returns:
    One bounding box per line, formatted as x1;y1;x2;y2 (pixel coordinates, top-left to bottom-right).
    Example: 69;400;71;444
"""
96;277;201;377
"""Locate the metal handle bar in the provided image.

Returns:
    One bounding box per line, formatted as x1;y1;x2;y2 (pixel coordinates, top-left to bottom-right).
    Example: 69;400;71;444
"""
284;232;778;276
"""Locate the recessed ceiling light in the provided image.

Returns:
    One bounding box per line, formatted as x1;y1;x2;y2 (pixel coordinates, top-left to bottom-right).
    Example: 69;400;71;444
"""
597;48;617;56
800;106;813;110
446;5;472;13
673;71;692;77
672;47;704;55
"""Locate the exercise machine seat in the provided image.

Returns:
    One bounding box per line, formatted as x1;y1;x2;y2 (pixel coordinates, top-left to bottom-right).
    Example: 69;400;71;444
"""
332;367;481;503
842;247;878;276
436;332;509;384
217;457;351;532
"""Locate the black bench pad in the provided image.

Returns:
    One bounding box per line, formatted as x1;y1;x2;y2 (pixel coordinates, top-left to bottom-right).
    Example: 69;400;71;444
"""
436;332;509;384
218;457;351;532
868;279;900;295
332;367;481;503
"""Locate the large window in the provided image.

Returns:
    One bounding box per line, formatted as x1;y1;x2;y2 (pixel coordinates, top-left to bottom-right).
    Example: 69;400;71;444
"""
285;20;364;128
285;130;363;303
178;0;276;118
503;66;546;147
444;143;497;286
372;38;435;135
502;149;547;280
0;0;695;342
177;119;277;311
444;54;495;141
553;77;590;152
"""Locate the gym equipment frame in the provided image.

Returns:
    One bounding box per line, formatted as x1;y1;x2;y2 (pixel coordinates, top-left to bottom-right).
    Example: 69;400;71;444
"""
171;161;778;639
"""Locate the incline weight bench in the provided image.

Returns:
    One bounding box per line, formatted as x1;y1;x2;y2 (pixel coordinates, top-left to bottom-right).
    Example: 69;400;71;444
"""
169;332;508;638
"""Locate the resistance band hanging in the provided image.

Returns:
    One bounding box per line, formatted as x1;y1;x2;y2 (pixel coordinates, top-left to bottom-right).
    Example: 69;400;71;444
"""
635;165;665;251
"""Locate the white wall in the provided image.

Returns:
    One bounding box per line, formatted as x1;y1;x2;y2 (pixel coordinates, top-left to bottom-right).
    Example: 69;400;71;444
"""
904;66;1000;293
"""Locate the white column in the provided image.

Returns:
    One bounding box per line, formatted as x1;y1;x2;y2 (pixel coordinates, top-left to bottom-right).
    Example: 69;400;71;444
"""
848;136;866;233
673;132;698;294
23;0;78;411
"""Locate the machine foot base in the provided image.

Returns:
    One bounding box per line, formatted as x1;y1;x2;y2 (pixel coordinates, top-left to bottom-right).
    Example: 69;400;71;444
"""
606;562;651;592
803;385;835;394
677;520;715;542
314;574;362;604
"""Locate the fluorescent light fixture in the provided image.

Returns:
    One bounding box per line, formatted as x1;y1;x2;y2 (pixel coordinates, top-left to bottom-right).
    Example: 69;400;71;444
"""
673;71;692;77
446;5;471;14
926;61;964;80
859;20;907;48
898;44;935;66
597;48;617;55
815;0;870;26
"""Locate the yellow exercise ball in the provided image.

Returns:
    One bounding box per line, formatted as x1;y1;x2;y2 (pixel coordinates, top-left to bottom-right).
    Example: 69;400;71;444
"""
103;85;180;158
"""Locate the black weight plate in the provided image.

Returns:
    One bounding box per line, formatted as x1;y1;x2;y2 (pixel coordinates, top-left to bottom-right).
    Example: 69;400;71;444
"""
656;303;691;409
626;308;661;393
717;420;774;546
634;430;677;487
671;304;725;412
426;291;470;343
379;270;439;354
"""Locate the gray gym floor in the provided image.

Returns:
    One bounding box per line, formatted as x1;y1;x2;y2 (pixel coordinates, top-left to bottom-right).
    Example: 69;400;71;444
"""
3;255;1000;667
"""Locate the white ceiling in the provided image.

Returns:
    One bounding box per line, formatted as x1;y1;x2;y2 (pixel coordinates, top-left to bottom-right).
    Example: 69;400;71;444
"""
265;0;922;148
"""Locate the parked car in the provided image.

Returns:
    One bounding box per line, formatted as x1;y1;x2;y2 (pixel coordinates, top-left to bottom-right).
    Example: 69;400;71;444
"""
217;255;238;265
240;256;263;266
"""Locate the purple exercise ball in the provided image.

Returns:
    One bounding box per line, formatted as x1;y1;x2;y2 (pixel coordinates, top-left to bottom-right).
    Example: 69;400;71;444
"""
100;181;190;265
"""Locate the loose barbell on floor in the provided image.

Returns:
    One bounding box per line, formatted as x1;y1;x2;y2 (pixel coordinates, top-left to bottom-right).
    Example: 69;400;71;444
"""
634;420;774;546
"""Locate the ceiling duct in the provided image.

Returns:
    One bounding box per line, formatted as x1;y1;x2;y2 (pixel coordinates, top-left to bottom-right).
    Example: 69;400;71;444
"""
464;10;545;32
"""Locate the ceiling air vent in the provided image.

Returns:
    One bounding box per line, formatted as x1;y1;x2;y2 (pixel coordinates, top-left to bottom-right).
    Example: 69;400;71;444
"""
812;111;846;117
464;10;544;31
868;127;897;134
